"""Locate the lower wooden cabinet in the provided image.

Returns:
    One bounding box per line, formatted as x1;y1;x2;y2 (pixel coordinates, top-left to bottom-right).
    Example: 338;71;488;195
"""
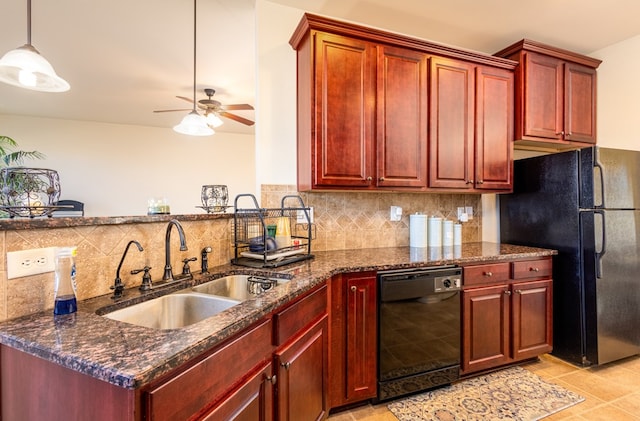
275;316;328;421
201;362;274;421
328;272;377;409
461;258;553;375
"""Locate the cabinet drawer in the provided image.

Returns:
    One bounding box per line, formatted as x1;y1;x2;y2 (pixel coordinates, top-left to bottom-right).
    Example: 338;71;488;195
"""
144;318;273;421
463;263;510;286
274;284;327;345
511;258;552;280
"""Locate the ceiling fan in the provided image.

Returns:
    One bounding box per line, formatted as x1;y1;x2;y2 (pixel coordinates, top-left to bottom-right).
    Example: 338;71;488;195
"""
155;88;255;126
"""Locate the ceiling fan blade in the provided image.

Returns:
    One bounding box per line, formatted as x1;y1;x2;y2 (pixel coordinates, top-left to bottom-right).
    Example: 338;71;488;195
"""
220;111;255;126
176;96;195;104
222;104;254;111
153;108;191;113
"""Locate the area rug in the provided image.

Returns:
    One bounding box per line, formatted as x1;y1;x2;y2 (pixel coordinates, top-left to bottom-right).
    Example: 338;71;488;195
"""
387;366;584;421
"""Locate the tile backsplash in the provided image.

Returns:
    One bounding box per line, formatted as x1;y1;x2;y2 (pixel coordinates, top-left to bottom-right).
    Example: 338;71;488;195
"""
0;184;481;321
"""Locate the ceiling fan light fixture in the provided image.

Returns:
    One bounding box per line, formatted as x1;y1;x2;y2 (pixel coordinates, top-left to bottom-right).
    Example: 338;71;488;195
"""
173;110;214;136
206;112;224;128
0;0;69;92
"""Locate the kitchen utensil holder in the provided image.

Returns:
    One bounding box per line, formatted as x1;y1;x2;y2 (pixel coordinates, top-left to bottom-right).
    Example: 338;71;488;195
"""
231;193;314;268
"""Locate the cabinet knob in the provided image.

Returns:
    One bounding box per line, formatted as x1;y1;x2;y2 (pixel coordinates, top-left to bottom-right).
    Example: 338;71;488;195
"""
378;177;385;181
529;267;539;272
556;131;565;136
514;290;522;294
366;176;373;181
350;285;357;292
483;271;493;277
504;290;512;295
477;180;484;184
281;361;291;370
466;180;474;184
265;374;277;385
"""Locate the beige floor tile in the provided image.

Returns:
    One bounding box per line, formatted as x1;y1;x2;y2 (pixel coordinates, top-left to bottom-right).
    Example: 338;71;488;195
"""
612;392;640;416
577;403;640;421
557;369;636;402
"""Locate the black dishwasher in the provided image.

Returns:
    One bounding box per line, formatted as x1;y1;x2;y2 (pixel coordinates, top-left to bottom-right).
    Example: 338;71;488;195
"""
377;265;462;402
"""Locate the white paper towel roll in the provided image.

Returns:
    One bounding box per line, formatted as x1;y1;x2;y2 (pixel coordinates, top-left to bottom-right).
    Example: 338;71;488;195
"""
443;220;454;246
409;214;427;247
428;217;442;247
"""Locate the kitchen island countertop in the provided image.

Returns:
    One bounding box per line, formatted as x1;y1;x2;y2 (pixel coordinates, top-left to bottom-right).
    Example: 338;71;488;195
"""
0;243;555;389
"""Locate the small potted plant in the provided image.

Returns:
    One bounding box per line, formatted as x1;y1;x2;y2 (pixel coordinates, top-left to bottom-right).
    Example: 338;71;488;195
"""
0;135;60;218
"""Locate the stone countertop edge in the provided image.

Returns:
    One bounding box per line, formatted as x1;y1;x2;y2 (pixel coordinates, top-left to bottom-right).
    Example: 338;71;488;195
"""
0;243;556;389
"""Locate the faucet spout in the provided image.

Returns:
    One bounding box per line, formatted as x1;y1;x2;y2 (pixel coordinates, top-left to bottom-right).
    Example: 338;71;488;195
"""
111;240;144;299
163;219;188;281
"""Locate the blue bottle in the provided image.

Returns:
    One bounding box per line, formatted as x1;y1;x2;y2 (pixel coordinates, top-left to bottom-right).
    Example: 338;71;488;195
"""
53;247;78;315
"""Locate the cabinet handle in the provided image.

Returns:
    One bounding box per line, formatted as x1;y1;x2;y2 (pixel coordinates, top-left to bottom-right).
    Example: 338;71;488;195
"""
556;131;565;136
366;176;373;182
514;290;522;294
483;271;493;277
477;180;484;184
504;290;511;295
350;285;357;292
265;374;277;385
378;177;385;181
466;180;474;184
529;267;539;272
281;361;291;370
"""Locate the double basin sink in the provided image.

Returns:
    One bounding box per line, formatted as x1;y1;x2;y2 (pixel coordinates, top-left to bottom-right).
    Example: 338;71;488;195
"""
103;275;288;330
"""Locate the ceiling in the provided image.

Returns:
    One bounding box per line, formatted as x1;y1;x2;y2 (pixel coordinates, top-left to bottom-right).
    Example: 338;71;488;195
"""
1;0;639;135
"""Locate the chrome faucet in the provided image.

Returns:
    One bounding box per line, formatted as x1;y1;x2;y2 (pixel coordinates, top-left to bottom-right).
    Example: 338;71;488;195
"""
163;219;188;281
111;240;144;299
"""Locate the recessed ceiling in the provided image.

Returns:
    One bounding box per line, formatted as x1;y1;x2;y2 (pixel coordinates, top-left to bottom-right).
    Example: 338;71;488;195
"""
1;0;639;135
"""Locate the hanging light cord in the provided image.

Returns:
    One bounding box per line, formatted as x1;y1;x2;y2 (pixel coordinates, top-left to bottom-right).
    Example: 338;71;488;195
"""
26;0;32;46
191;0;197;112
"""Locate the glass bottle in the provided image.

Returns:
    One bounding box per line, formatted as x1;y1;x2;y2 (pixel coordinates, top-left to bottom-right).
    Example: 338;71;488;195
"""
53;246;78;315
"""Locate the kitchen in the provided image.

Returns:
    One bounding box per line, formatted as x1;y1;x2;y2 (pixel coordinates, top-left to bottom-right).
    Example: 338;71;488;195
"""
1;3;637;418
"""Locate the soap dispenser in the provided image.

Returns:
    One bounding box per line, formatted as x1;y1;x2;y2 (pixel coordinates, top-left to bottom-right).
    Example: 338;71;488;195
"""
53;246;78;315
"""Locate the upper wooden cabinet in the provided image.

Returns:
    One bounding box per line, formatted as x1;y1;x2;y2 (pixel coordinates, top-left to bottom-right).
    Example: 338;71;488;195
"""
494;39;601;150
290;13;516;193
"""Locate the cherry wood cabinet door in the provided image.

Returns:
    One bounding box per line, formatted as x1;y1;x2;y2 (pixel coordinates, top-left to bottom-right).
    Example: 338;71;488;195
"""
312;32;376;188
564;62;597;144
475;66;513;191
376;45;429;188
522;52;564;140
511;279;553;361
275;316;328;421
345;273;377;402
461;284;510;374
429;57;475;189
201;362;274;421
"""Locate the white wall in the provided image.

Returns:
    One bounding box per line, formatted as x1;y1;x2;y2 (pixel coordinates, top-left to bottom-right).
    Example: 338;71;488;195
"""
592;34;640;152
0;115;256;216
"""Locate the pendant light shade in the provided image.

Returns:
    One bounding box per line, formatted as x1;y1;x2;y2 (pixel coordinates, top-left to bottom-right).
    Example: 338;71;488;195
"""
173;0;213;136
206;112;224;128
0;0;69;92
174;110;215;136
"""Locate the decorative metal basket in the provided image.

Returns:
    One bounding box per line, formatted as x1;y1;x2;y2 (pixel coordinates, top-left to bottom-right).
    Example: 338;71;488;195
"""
0;167;61;217
198;184;229;213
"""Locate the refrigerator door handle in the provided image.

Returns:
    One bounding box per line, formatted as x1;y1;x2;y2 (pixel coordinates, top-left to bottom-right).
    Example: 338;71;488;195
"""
593;160;605;208
594;209;606;279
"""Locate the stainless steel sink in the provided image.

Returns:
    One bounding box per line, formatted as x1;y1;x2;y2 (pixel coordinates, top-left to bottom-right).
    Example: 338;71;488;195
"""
103;293;241;329
192;275;289;301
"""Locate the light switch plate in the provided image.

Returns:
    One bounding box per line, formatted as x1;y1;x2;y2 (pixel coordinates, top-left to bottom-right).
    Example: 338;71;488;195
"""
297;207;314;223
390;206;402;221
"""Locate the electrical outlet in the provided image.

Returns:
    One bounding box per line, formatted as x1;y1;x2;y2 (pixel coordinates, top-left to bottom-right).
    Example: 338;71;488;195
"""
297;207;314;223
7;247;57;279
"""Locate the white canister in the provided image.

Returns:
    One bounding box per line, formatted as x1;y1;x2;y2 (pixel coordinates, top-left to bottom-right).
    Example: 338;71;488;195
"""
442;220;454;247
409;214;428;248
428;217;442;247
454;223;462;246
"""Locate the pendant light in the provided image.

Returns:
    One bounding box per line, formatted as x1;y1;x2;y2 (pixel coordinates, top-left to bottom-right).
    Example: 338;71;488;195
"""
0;0;70;92
173;0;213;136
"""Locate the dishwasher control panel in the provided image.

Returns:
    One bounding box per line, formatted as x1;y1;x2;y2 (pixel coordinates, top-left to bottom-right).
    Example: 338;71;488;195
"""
434;274;462;292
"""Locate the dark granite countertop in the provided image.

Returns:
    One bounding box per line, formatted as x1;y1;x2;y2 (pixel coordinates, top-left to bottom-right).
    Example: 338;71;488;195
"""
0;243;555;389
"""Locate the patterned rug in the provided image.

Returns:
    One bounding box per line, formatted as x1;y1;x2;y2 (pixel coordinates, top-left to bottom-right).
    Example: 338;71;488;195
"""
387;366;584;421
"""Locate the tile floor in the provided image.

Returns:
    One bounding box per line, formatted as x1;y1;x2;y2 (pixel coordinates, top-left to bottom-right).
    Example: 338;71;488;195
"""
327;353;640;420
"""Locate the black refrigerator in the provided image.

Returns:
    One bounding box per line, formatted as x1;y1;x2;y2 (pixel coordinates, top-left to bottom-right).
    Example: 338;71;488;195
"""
500;146;640;366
